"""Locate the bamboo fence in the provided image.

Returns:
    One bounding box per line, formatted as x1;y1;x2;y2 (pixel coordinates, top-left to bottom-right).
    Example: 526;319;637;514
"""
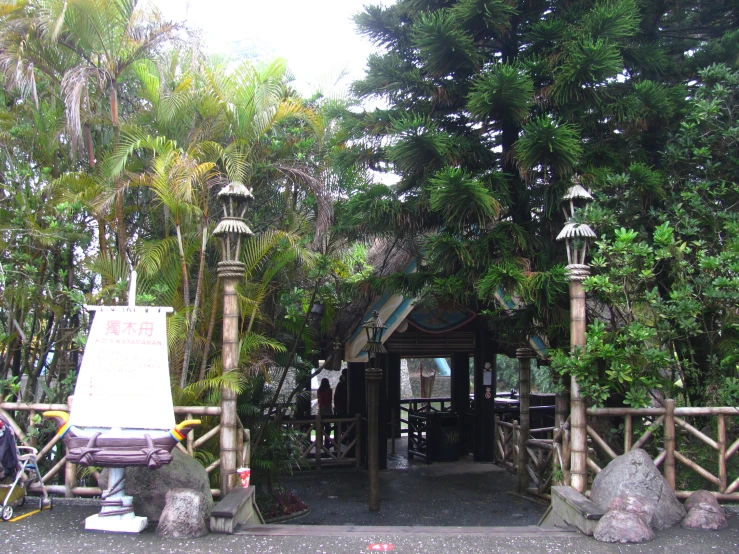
494;401;739;502
0;402;246;499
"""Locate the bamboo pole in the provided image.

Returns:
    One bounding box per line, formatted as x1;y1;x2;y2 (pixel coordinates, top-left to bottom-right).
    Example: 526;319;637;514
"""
674;450;720;486
675;491;739;502
219;268;243;496
555;392;569;432
587;407;665;416
586;425;618;460
193;424;222;449
718;414;727;494
633;416;665;450
568;271;589;494
41;455;67;484
624;414;632;453
64;461;77;498
675;416;718;450
186;412;194;455
727;436;739;461
516;348;533;495
586;457;601;474
726;474;739;495
28;409;37;448
653;449;667;468
35;431;62;463
664;399;676;491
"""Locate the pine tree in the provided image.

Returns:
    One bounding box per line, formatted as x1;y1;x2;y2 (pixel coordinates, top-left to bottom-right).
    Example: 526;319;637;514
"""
339;0;738;354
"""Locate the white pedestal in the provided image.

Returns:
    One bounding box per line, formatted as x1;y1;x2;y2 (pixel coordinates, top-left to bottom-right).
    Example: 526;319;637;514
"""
85;513;148;533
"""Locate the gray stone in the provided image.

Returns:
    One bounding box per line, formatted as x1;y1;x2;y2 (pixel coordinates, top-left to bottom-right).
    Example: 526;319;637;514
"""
594;509;655;543
681;505;728;530
156;489;209;538
684;490;723;515
590;448;685;530
100;448;213;522
606;493;655;522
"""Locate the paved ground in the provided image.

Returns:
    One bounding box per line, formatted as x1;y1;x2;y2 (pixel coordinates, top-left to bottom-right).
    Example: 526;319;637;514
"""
2;503;738;554
2;439;738;553
277;447;546;526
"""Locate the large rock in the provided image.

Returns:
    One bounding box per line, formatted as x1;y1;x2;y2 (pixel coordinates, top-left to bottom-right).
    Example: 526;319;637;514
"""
594;509;655;543
156;489;209;538
100;448;213;522
681;490;727;530
590;448;685;530
684;490;723;514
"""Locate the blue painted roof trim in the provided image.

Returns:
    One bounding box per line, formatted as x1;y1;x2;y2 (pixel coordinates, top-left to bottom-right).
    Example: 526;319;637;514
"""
347;258;418;345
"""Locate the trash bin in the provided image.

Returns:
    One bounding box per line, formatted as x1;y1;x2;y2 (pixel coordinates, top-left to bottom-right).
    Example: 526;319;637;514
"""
429;413;460;462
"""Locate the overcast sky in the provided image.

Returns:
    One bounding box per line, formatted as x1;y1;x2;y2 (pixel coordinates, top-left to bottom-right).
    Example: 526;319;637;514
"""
151;0;393;95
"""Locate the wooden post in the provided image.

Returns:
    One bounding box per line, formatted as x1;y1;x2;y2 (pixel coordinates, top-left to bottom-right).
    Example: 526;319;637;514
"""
567;266;590;493
243;428;251;468
366;367;382;511
187;412;194;456
355;413;362;469
315;410;322;471
718;414;727;494
555;392;569;431
64;461;77;498
624;414;632;453
28;409;37;448
516;348;533;494
219;264;245;496
664;399;676;491
391;409;396;455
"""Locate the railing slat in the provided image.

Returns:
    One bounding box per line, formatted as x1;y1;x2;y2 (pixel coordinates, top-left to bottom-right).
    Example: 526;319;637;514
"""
674;416;719;450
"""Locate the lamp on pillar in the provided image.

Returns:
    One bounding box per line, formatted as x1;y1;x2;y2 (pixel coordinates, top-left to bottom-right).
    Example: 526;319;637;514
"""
361;310;386;512
213;181;253;495
556;177;596;494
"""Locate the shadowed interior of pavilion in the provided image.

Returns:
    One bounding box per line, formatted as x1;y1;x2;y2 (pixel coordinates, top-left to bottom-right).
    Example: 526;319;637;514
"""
276;294;558;526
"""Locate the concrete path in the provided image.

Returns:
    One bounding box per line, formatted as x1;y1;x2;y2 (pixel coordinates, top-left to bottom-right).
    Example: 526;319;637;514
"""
277;455;546;526
2;503;738;554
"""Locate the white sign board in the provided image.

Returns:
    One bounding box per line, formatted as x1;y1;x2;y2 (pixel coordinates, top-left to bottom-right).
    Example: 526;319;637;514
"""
70;307;176;430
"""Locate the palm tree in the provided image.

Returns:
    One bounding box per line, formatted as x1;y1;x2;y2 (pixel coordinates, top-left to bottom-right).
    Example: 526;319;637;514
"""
0;0;180;258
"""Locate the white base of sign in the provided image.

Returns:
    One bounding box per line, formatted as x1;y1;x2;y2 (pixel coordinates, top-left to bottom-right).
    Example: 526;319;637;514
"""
85;513;148;533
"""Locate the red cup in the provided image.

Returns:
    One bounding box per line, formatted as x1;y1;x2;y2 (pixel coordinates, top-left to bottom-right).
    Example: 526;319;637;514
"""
237;467;250;488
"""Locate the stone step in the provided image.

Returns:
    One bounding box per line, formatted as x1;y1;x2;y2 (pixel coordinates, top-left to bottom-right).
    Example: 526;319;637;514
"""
540;486;605;536
210;486;264;534
236;524;578;537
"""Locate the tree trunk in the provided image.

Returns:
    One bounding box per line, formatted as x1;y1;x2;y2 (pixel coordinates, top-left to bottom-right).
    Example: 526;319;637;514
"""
181;227;207;388
199;275;221;381
84;123;95;166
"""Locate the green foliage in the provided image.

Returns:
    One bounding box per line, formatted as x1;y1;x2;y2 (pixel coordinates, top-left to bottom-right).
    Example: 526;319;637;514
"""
468;63;534;124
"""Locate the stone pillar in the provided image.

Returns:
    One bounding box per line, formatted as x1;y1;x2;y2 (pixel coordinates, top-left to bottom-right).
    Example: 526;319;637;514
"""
219;261;245;496
516;348;534;494
567;264;589;494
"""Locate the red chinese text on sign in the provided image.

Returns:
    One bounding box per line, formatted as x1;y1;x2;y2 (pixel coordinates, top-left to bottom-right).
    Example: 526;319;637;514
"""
368;544;394;551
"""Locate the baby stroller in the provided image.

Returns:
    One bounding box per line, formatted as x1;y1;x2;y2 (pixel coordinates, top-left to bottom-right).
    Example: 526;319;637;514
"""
0;415;51;521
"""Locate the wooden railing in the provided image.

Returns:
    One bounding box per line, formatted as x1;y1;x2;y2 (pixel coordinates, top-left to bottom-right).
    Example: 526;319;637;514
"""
495;400;739;502
282;413;362;469
494;416;560;499
0;402;246;499
586;401;739;501
399;397;452;437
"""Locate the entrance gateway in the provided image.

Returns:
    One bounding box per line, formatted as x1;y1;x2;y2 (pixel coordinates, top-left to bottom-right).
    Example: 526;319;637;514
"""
342;273;551;471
